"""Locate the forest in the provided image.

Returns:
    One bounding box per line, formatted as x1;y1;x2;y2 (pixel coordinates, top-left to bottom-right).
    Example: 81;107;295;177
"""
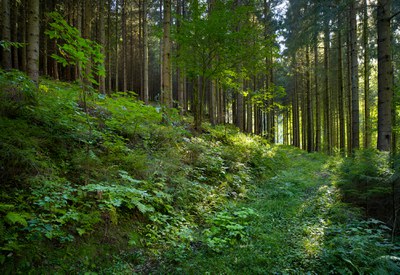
0;0;400;273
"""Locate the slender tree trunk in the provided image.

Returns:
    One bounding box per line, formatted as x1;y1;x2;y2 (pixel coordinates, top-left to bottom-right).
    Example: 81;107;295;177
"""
314;36;321;151
2;0;12;70
83;0;92;83
306;46;313;152
377;0;393;151
236;83;245;131
99;0;106;94
363;0;371;149
161;0;172;107
121;0;127;92
12;1;19;69
350;0;360;151
27;0;39;84
107;0;112;92
143;0;149;104
115;0;119;92
324;24;331;154
338;26;345;154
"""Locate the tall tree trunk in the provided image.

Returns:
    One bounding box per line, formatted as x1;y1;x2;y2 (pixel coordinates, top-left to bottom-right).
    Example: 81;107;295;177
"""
115;0;119;92
236;84;245;131
121;0;127;92
12;0;19;69
2;0;12;69
107;0;112;92
314;36;321;151
346;25;352;153
363;0;371;149
98;0;106;94
377;0;393;151
350;0;360;152
161;0;172;107
324;23;331;154
27;0;39;84
338;26;345;154
306;46;313;152
83;0;92;83
143;0;149;104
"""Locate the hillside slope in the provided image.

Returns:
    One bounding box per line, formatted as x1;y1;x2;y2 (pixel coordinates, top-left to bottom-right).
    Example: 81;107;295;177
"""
0;71;399;273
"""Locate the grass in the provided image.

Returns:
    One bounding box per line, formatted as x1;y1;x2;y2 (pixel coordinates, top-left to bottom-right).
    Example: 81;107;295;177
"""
156;148;400;274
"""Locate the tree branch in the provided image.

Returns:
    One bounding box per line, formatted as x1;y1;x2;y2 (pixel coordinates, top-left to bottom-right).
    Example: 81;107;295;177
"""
389;10;400;21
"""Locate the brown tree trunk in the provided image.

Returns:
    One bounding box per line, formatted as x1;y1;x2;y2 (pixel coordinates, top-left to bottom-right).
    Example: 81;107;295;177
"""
11;0;19;69
377;0;393;151
314;36;321;152
98;0;106;94
324;24;331;154
161;0;172;107
83;0;92;83
2;0;12;70
363;0;371;149
350;0;360;151
121;0;127;92
306;46;313;152
143;0;149;104
338;26;345;154
27;0;39;83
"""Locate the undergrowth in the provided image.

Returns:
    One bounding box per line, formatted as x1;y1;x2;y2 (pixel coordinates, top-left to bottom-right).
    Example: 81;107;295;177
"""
0;70;282;273
0;70;399;273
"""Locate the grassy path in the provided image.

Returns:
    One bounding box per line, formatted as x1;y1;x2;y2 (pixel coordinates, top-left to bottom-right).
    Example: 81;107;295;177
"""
157;149;332;273
158;148;398;274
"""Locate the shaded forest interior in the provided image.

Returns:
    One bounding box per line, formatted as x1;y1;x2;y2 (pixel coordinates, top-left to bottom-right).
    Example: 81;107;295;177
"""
1;0;400;273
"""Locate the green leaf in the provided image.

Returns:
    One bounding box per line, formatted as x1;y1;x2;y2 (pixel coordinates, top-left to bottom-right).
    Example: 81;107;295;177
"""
5;212;28;227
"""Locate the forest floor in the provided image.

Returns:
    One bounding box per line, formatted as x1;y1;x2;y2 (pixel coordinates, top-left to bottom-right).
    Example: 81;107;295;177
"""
156;150;399;274
0;71;398;274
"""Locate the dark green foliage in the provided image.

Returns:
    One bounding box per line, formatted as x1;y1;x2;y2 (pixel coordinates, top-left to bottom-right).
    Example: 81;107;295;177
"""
333;149;396;227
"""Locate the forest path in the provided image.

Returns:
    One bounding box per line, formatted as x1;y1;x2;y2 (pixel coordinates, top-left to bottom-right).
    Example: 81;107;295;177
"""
161;149;342;273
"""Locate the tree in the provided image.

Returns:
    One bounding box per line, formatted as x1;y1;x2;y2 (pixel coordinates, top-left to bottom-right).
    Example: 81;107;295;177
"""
27;0;40;83
350;0;360;151
1;0;12;70
143;0;149;104
377;0;393;151
161;0;172;107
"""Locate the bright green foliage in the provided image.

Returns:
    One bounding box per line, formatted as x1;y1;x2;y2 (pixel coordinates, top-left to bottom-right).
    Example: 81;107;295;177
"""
174;1;277;129
45;12;105;85
204;207;257;252
0;40;25;51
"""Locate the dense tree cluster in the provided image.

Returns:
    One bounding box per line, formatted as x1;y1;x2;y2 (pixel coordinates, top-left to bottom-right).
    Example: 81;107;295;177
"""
283;0;400;154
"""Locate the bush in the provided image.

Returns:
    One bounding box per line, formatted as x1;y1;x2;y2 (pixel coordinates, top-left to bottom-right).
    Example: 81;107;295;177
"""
333;149;396;228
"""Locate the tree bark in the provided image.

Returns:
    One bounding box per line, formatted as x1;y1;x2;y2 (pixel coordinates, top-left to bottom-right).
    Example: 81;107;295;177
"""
121;0;127;92
314;36;321;152
338;27;345;154
377;0;393;151
363;0;371;149
323;23;331;154
27;0;39;83
143;0;149;104
306;46;313;152
2;0;12;70
98;0;106;94
350;0;360;151
161;0;172;107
